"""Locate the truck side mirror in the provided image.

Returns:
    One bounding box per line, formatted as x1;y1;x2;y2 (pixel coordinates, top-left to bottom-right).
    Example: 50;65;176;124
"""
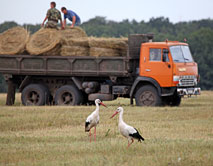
163;49;169;62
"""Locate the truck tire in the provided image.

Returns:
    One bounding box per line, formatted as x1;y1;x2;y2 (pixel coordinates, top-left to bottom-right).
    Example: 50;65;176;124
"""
55;85;83;106
21;84;50;106
163;94;181;106
135;85;162;106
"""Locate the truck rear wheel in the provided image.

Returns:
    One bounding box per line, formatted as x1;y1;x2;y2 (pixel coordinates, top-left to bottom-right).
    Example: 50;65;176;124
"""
21;84;49;106
135;85;162;106
55;85;83;106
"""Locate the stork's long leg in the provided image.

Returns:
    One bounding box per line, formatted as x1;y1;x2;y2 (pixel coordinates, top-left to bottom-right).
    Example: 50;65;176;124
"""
128;139;134;148
89;130;92;142
94;127;96;142
128;140;130;148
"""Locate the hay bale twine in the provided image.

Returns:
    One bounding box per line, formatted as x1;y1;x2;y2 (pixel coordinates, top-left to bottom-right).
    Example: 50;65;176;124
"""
88;37;128;50
0;26;29;55
61;46;89;56
90;47;121;57
60;27;87;39
26;28;61;55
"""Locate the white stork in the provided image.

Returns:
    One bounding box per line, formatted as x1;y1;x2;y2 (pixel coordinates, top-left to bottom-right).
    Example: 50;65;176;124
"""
111;107;145;147
85;99;107;142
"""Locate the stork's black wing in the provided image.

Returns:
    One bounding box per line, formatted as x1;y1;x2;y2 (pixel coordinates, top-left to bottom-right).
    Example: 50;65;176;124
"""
129;128;145;142
85;121;90;132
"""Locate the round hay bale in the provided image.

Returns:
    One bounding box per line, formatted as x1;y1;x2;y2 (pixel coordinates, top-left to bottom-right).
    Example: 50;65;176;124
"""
0;26;29;55
61;46;89;56
26;28;61;55
60;27;87;39
90;47;121;57
88;37;128;50
63;37;89;47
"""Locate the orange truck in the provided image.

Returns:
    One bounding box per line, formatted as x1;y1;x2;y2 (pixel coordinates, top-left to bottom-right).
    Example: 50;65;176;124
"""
135;40;201;106
0;34;200;106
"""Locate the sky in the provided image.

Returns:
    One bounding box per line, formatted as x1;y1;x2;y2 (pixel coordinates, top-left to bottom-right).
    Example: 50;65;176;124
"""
0;0;213;25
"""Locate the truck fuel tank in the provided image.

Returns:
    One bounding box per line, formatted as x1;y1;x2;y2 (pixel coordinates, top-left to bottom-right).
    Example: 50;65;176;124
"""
112;86;131;95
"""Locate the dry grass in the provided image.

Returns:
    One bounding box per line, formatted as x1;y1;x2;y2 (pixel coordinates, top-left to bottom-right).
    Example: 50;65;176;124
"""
0;92;213;166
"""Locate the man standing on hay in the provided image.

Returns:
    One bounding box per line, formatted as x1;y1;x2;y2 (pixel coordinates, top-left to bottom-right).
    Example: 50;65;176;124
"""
61;7;81;28
41;2;63;29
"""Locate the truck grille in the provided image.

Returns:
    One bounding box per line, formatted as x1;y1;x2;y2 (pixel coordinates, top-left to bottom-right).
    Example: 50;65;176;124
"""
178;75;196;87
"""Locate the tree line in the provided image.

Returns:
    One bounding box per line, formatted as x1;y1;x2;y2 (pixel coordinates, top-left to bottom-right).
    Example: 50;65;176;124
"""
0;17;213;91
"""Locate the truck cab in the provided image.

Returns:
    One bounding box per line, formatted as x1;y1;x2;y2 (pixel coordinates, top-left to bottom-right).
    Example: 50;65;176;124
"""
132;40;201;106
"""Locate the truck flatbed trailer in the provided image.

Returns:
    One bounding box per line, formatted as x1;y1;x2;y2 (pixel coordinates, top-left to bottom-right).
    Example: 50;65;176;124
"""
0;55;137;77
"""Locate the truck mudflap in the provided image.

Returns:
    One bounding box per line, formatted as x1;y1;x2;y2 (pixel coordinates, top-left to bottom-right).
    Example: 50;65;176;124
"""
177;87;201;96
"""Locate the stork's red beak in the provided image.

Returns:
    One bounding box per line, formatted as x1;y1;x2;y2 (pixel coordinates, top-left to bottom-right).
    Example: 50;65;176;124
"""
100;102;107;108
110;111;118;118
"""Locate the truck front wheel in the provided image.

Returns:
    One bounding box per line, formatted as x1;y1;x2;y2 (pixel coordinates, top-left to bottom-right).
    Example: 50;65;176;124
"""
135;85;162;106
21;84;49;106
55;85;83;106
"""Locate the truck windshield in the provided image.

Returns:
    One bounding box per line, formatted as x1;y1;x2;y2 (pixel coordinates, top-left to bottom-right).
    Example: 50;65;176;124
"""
170;45;194;63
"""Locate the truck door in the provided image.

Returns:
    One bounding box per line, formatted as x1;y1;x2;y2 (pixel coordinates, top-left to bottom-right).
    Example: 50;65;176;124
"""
140;47;173;87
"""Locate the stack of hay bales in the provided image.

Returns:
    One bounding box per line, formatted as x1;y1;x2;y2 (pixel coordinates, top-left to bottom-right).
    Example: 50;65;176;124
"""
26;27;88;56
0;27;29;55
26;26;128;57
0;26;128;57
88;37;128;57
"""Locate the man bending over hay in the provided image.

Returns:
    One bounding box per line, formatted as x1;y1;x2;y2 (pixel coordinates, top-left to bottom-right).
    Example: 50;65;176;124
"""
61;7;81;28
41;2;63;29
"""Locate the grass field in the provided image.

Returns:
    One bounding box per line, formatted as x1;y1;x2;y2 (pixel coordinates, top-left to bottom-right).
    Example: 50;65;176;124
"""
0;92;213;166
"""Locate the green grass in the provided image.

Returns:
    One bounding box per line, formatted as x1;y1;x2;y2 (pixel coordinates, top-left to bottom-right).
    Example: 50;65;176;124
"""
0;92;213;166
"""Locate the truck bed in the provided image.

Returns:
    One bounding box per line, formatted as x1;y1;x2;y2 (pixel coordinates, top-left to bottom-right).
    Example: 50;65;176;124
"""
0;55;138;77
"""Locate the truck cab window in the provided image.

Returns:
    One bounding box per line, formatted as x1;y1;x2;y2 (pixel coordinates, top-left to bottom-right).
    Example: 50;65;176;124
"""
149;49;161;61
170;45;194;63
